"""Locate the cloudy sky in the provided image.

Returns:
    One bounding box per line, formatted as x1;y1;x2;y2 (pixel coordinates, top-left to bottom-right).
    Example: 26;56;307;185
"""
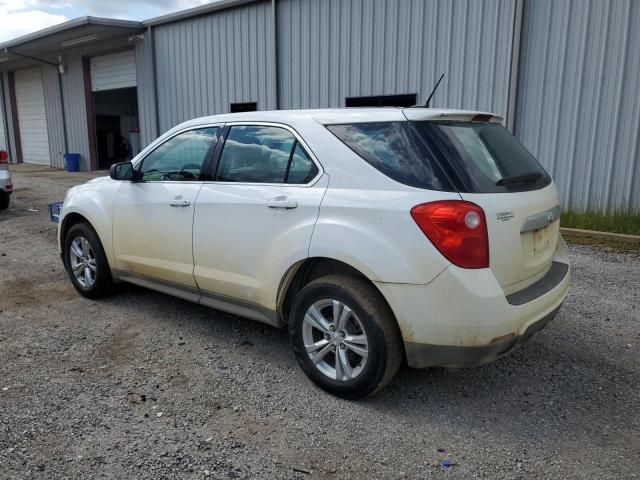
0;0;212;42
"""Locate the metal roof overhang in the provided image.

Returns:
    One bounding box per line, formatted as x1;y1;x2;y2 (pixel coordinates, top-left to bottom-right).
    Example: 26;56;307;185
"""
0;17;143;64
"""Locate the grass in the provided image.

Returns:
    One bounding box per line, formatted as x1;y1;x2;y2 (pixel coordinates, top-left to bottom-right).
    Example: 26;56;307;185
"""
561;209;640;236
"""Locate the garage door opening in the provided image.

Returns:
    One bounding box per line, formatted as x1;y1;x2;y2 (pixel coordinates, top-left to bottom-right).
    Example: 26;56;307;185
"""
89;50;140;170
93;87;140;169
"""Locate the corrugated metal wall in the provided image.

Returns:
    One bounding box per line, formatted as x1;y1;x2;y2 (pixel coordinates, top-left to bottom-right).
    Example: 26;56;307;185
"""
60;55;91;170
516;0;640;212
277;0;516;120
41;65;66;168
0;74;7;152
152;0;275;134
135;35;158;147
1;74;17;163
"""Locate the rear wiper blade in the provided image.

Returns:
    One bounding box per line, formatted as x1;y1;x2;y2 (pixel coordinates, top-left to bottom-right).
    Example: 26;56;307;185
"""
496;172;543;187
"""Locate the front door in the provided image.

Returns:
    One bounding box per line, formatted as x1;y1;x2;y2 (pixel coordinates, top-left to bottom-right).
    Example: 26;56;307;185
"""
193;124;327;309
112;126;221;287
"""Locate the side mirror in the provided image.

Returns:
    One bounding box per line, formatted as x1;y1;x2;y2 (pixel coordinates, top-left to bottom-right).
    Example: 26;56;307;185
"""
110;161;135;181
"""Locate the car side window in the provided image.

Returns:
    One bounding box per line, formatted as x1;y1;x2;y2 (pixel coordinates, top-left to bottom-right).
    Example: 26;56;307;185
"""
215;125;318;184
287;142;318;184
139;127;220;182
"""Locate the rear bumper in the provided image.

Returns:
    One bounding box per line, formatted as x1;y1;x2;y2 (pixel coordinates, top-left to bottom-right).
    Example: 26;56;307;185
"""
404;306;560;368
375;236;571;368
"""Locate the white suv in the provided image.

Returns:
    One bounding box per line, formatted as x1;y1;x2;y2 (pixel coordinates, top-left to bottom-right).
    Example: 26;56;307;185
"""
58;108;570;399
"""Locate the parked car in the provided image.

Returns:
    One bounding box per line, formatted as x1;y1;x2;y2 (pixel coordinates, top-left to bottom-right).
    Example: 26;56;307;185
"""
56;108;570;399
0;150;12;210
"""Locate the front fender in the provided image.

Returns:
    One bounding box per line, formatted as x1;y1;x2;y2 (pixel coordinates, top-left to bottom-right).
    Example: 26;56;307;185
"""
58;181;122;266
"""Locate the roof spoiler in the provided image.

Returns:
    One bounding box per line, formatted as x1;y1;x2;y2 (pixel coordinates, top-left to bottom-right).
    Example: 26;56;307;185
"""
402;110;504;124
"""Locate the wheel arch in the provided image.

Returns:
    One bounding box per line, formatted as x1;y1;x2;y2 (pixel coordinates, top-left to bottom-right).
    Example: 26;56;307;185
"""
277;257;400;332
60;212;91;248
59;208;115;271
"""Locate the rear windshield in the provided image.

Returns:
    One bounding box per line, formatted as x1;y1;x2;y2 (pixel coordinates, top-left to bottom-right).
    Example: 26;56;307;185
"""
327;121;551;193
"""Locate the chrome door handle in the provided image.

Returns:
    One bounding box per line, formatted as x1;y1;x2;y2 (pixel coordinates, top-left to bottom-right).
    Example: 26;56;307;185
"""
169;198;191;207
266;196;298;209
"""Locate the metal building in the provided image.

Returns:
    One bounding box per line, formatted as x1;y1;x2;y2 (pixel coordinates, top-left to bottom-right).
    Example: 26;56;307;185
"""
0;0;638;211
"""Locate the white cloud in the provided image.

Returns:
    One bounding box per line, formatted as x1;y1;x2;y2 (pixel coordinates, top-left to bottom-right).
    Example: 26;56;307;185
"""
0;10;69;42
0;0;213;43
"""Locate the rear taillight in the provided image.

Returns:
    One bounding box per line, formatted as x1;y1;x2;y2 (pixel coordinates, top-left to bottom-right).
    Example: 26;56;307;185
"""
0;150;7;165
410;200;489;269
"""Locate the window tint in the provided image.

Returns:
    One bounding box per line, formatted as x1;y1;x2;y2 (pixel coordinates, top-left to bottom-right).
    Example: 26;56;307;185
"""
139;127;219;182
287;143;318;184
327;122;453;190
216;126;318;184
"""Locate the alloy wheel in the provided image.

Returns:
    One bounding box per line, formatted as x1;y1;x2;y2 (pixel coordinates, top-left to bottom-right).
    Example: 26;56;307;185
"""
302;299;369;381
69;236;97;288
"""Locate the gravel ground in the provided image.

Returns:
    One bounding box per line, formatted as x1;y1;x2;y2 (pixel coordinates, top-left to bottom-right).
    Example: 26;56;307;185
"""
1;166;639;479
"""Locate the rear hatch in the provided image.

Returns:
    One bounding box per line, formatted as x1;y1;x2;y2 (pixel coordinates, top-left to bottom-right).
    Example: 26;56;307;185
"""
406;113;560;294
325;109;561;294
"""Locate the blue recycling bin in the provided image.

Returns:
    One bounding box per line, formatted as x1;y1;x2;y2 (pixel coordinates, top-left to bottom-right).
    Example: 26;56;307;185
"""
64;153;80;172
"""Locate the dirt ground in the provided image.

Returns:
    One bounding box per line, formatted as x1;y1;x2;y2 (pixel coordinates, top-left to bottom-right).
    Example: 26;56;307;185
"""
1;165;639;479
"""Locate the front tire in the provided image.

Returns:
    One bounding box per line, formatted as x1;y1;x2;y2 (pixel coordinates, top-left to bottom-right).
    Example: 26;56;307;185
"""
289;274;403;399
64;222;114;299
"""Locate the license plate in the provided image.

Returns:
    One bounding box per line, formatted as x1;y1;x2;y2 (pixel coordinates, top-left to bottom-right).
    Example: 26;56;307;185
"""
532;227;550;256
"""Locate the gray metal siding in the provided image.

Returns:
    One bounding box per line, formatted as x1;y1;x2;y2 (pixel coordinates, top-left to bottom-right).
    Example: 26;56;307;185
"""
153;0;275;134
2;74;17;162
42;65;66;168
60;55;91;170
135;37;158;147
0;75;6;152
277;0;516;120
516;0;640;211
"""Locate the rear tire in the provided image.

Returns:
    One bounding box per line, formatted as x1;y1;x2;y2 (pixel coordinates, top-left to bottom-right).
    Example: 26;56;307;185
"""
0;192;9;210
64;222;115;299
289;274;403;399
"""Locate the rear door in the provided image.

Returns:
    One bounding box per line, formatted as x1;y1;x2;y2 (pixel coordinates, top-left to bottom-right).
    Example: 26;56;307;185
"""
193;123;327;309
112;126;221;287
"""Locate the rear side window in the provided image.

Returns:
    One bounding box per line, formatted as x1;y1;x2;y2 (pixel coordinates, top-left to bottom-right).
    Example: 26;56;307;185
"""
215;125;318;184
287;143;318;184
216;125;318;184
326;122;453;190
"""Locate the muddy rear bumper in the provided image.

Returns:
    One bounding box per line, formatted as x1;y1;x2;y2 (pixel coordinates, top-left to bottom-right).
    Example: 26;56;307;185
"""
404;305;561;368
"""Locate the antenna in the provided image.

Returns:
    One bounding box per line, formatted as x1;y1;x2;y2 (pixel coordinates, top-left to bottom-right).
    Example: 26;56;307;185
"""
424;73;445;108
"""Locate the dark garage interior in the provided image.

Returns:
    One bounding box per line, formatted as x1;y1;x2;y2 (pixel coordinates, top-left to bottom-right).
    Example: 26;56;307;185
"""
93;87;140;169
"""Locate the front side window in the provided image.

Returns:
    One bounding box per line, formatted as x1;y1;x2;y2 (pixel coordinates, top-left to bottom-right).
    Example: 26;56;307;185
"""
139;127;220;182
215;125;318;184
